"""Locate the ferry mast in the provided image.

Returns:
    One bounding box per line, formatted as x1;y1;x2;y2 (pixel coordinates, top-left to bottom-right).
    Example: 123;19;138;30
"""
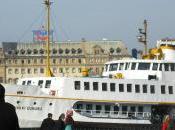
44;0;53;77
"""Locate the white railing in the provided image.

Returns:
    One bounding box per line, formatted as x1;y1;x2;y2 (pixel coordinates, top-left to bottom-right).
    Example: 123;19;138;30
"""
74;109;151;120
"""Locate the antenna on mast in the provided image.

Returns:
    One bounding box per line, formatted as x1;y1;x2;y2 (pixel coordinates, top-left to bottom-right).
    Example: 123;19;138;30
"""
44;0;54;77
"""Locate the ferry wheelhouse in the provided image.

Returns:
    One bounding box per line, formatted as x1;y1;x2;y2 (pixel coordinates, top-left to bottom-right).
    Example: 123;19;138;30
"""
3;39;175;128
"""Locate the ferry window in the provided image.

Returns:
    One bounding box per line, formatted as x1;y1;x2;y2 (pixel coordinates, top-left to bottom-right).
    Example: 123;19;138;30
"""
131;63;136;70
164;63;170;71
76;104;83;112
109;63;118;71
127;84;132;92
45;80;51;88
96;105;102;113
168;86;173;94
135;84;140;93
22;81;26;85
74;81;80;90
125;63;130;70
84;82;90;90
93;82;98;91
138;106;143;113
114;106;119;114
150;85;155;94
86;104;92;113
105;105;110;114
122;106;127;114
159;64;162;71
27;80;31;85
119;63;124;70
152;63;158;70
161;85;166;94
138;63;150;70
170;63;175;71
102;83;107;91
142;84;147;93
110;83;115;92
119;84;124;92
130;106;136;112
38;80;44;88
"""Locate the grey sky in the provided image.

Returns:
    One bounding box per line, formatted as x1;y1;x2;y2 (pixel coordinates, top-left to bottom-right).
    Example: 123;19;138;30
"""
0;0;175;51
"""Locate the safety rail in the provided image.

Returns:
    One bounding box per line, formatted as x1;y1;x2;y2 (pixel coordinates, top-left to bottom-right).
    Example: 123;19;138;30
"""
74;109;151;120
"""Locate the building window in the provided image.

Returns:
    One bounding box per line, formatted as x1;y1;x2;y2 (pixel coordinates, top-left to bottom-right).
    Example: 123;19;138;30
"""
21;68;25;74
74;81;80;90
59;68;63;73
40;59;43;64
110;83;115;92
135;84;140;93
102;83;107;91
161;85;166;94
78;59;81;64
45;80;51;88
53;59;56;64
21;60;24;64
40;68;44;73
72;68;76;73
8;69;12;74
27;80;31;85
66;59;69;64
168;86;173;94
150;85;155;94
127;84;132;92
28;59;31;64
78;68;81;73
119;84;124;92
93;82;98;91
53;68;57;73
15;69;19;74
84;82;90;90
142;84;147;93
27;68;31;74
34;68;38;74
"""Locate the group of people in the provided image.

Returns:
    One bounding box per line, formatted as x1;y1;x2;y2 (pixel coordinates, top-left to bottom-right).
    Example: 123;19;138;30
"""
40;110;74;130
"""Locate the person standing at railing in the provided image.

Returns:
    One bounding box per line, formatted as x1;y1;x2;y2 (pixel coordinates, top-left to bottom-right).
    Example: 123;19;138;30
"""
40;113;55;130
0;84;20;130
64;110;74;130
54;113;65;130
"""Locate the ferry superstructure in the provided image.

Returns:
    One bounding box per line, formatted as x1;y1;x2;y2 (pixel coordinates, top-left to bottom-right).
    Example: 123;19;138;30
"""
2;39;175;128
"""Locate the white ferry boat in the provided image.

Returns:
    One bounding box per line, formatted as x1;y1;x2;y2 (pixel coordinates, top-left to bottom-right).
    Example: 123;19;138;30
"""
2;39;175;128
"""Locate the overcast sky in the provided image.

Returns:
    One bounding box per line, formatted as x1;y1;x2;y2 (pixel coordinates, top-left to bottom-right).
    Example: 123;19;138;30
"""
0;0;175;51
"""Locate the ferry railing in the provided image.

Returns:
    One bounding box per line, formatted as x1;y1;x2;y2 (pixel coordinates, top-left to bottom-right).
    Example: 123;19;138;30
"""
74;109;151;120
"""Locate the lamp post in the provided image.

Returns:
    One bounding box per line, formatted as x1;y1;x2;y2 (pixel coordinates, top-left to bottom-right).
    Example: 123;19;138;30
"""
137;20;148;55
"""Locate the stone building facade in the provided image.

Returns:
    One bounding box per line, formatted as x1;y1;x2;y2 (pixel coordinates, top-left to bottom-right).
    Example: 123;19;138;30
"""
0;40;130;84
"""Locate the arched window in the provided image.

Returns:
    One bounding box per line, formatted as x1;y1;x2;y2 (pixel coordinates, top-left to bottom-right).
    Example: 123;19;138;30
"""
109;48;114;53
65;49;70;54
20;49;25;55
77;48;82;54
33;49;38;54
58;49;63;54
52;49;57;54
39;49;44;54
27;49;32;54
71;48;76;54
116;47;121;53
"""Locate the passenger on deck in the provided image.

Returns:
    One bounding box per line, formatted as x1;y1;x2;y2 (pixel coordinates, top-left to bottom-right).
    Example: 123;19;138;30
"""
40;113;55;130
64;110;74;130
0;84;20;130
54;113;65;130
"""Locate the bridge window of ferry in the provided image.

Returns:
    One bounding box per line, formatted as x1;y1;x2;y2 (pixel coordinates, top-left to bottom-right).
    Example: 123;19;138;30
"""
161;85;166;94
125;62;130;70
93;82;98;91
74;81;80;90
84;82;90;90
22;81;26;85
127;84;132;92
164;63;170;71
170;63;175;71
152;63;158;70
135;84;140;93
114;105;119;114
109;63;118;71
131;63;136;70
150;85;155;94
86;104;92;113
102;83;107;91
138;63;150;70
105;105;110;114
122;106;127;114
168;86;173;94
159;63;162;71
119;63;124;70
104;64;109;72
142;84;147;93
110;83;115;92
138;106;143;115
45;80;51;88
96;105;102;113
38;80;44;88
27;80;31;85
119;84;124;92
76;104;83;112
